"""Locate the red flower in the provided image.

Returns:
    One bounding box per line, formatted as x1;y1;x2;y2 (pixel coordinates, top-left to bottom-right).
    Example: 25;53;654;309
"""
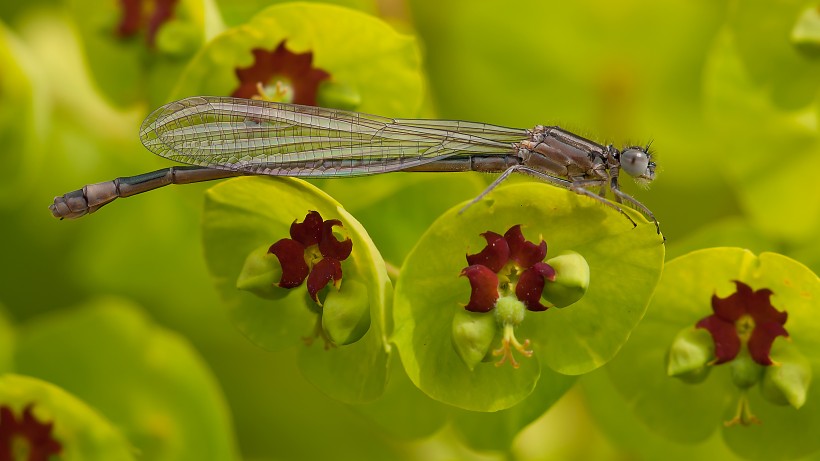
0;404;62;461
116;0;178;48
697;281;788;366
232;42;330;105
268;211;352;303
461;225;556;312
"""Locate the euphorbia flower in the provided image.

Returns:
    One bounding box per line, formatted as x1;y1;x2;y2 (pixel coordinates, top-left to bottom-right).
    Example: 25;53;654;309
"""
460;225;557;367
268;210;352;303
0;404;62;461
116;0;178;47
462;225;556;312
232;41;330;104
697;280;789;366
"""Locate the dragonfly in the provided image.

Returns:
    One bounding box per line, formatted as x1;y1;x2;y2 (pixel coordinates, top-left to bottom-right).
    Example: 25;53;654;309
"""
50;96;660;233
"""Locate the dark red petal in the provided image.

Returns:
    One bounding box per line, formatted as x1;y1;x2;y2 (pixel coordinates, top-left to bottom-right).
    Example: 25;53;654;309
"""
710;282;750;322
0;404;62;460
748;322;789;365
319;220;353;261
146;0;177;47
290;210;324;246
268;238;309;288
466;231;510;273
696;315;741;364
742;283;787;326
461;265;500;312
116;0;142;37
307;258;343;302
515;262;556;311
504;225;547;268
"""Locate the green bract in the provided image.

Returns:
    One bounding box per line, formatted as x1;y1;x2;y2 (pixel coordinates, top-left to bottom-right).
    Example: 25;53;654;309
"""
393;183;664;411
67;0;205;107
0;23;43;209
606;248;820;460
215;0;378;27
702;29;820;246
729;0;820;109
171;2;423;117
0;374;134;460
14;299;237;460
0;306;13;373
314;172;487;265
202;177;391;403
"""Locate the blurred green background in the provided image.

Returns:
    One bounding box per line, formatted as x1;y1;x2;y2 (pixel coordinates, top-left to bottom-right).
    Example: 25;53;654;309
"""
1;0;818;459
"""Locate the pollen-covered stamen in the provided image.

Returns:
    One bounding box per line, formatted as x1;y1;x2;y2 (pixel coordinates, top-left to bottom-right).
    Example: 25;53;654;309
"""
725;392;761;427
253;81;295;104
492;323;533;369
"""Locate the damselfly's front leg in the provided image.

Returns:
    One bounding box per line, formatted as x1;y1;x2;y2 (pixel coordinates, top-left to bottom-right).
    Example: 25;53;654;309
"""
460;166;641;230
610;185;660;234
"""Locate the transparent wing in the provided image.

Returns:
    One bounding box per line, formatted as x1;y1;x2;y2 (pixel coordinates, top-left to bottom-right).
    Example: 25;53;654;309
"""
139;96;528;177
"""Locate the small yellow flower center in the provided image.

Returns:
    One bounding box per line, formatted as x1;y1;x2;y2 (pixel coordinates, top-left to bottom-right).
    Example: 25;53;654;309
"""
304;244;323;270
736;314;755;342
12;435;31;460
254;79;294;103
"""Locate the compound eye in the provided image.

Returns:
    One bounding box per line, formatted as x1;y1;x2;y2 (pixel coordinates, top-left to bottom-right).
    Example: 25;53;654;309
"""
621;148;650;177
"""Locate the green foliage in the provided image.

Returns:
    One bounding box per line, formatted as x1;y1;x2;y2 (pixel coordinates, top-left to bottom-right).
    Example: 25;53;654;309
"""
0;374;135;460
14;299;238;460
2;1;819;459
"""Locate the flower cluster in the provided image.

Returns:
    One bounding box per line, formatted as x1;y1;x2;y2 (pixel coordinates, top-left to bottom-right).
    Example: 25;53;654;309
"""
0;404;62;461
697;280;789;366
462;225;556;313
668;280;801;427
233;41;330;104
455;225;589;369
268;210;352;303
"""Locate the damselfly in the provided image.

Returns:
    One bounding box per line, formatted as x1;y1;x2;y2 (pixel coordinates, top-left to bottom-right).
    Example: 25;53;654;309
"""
50;96;660;233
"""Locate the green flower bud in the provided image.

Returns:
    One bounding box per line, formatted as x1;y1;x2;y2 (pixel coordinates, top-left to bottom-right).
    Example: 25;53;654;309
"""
321;280;370;346
791;6;820;58
236;245;286;300
317;81;362;111
541;251;590;308
731;353;764;390
452;308;499;370
761;344;812;409
667;327;714;384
